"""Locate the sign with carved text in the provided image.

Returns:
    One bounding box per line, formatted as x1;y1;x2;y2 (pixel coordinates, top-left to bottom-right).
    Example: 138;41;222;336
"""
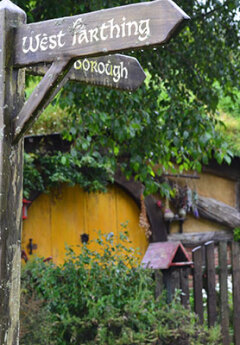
0;0;190;343
14;0;190;67
27;54;146;91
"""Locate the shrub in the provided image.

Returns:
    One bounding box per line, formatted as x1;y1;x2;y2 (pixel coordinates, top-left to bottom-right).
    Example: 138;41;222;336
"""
20;291;54;345
20;232;221;345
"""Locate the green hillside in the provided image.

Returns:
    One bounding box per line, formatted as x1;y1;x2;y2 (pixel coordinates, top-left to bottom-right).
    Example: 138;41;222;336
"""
217;87;240;156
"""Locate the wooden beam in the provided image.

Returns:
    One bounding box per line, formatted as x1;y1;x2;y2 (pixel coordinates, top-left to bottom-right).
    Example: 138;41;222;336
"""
0;1;26;344
168;231;233;246
197;195;240;229
13;59;72;143
202;158;240;181
169;183;240;229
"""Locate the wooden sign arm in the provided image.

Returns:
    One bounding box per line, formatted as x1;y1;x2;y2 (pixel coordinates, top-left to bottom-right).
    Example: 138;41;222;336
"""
13;59;72;144
34;70;70;114
26;63;51;77
25;54;147;92
14;0;190;67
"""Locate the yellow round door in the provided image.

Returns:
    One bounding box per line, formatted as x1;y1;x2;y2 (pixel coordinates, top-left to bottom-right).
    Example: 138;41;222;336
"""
22;184;148;265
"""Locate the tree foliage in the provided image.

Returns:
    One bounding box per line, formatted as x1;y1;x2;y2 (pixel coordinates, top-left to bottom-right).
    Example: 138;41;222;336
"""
15;0;240;194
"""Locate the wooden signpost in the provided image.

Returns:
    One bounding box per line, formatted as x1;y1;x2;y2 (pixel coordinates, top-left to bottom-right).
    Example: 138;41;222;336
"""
14;0;189;66
27;54;147;91
0;0;189;343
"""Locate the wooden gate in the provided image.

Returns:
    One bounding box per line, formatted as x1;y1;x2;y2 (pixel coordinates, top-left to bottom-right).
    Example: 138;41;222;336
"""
156;240;240;345
192;241;240;345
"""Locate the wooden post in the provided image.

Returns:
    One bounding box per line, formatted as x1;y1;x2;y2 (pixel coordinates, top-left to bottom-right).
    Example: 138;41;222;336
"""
205;241;217;327
155;270;163;300
180;267;190;308
0;1;26;344
163;268;180;303
218;242;230;345
192;246;204;324
231;241;240;345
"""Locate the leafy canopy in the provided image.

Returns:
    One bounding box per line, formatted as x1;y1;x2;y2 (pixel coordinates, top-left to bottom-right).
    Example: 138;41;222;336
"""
14;0;239;195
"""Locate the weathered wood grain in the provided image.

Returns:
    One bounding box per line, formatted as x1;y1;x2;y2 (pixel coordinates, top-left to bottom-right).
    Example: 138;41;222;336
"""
197;195;240;229
168;230;233;246
0;1;26;344
205;241;217;327
13;59;72;143
219;242;230;345
162;267;180;303
166;182;240;229
180;267;190;308
155;270;163;299
14;0;190;67
231;241;240;345
192;246;204;324
26;55;146;91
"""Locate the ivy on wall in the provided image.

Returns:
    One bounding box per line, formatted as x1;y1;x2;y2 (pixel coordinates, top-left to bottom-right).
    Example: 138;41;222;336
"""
23;151;113;199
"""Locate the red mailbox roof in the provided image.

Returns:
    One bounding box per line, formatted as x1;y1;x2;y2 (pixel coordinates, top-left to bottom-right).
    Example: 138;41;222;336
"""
141;241;192;270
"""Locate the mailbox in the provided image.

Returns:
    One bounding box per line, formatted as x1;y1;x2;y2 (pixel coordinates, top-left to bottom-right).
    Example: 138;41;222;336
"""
142;241;192;302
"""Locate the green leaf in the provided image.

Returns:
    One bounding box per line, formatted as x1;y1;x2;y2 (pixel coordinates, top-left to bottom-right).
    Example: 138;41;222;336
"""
61;156;67;165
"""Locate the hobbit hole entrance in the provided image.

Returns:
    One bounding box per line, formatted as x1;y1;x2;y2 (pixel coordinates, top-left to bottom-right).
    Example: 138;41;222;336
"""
21;184;148;264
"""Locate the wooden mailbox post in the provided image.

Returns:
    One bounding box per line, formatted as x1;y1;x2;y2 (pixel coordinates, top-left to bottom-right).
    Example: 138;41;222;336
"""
0;0;189;343
142;241;193;303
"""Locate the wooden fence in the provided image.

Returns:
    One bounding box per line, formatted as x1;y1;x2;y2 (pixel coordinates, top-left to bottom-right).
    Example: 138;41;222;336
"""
156;241;240;345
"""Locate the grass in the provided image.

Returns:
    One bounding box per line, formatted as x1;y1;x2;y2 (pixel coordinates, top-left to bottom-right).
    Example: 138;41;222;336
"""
216;86;240;156
217;112;240;156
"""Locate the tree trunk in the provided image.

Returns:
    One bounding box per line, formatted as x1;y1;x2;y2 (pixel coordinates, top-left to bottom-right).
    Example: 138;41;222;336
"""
0;1;26;344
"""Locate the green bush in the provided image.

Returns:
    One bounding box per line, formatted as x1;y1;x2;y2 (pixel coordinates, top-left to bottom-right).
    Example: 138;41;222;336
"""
233;227;240;242
20;232;221;345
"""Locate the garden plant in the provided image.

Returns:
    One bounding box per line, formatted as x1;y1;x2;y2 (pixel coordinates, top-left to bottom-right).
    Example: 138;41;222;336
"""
20;232;221;345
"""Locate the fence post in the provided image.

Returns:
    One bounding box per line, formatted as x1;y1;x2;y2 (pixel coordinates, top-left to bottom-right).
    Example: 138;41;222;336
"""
231;241;240;345
205;241;217;327
219;241;230;345
192;246;204;324
180;267;189;308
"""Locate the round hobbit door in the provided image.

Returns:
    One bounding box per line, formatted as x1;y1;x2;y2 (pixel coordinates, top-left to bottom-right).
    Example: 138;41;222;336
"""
22;184;148;264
